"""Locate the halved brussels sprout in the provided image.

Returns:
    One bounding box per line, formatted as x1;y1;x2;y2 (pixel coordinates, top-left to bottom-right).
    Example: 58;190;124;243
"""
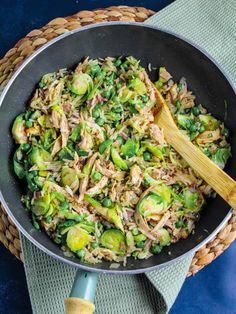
158;228;171;246
12;114;27;144
144;143;164;160
111;148;128;171
182;189;200;212
100;229;126;255
70;73;93;95
32;194;51;216
29;147;52;169
137;192;165;217
107;207;124;231
121;139;139;158
61;166;79;192
199;114;220;131
120;88;133;103
177;114;194;130
66;225;91;252
211;148;231;169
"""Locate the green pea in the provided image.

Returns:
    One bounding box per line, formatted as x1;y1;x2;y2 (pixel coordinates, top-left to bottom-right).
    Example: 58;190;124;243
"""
141;95;149;103
116;135;125;144
192;106;200;116
136;241;145;248
134;234;147;243
90;64;100;76
102;198;113;208
76;249;85;261
102;90;111;99
132;251;139;257
221;128;229;137
39;81;46;89
77;149;89;157
21;143;31;152
96;117;105;126
199;124;205;133
60;201;69;210
178;83;183;91
91;242;99;249
155;80;163;89
112;106;123;113
175;220;184;229
131;227;139;236
46;216;52;224
25;120;33;128
203;147;211;157
190;124;197;132
92;171;102;182
122;62;129;70
151;244;162;254
31;170;38;177
92;108;100;119
143;151;151;161
116;82;122;90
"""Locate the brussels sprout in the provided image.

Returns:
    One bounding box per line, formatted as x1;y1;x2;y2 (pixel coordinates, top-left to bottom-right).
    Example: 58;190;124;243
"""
126;231;135;249
199;114;220;131
182;190;200;211
153;184;172;204
79;221;95;234
121;139;139;158
120;88;133;103
134;234;147;243
13;149;25;179
137;192;165;217
70;125;81;142
100;229;126;255
111;148;128;171
211;148;231;169
91;242;99;249
58;147;74;161
70;73;93;95
61;166;79;192
144;143;164;160
129;78;147;95
66;225;91;252
32;194;51;216
42;129;56;149
177;114;194;130
158;228;171;246
12;114;27;144
99;139;113;154
131;227;139;236
143;151;151;161
29;147;52;169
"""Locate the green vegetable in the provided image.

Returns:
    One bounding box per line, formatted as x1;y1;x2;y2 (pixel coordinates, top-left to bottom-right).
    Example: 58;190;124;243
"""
129;78;147;95
59;201;69;210
134;234;147;243
177;114;194;130
32;194;51;216
136;241;145;248
126;231;135;249
58;147;74;160
92;108;100;119
79;221;95;234
70;126;81;142
131;227;139;236
13;149;25;179
99;139;113;154
221;128;229;137
25;120;33;128
66;225;91;252
137;192;165;217
143;151;151;161
12;114;27;144
21;143;31;152
175;220;184;229
76;249;85;261
144;143;164;160
155;80;163;89
199;114;220;131
42;129;56;149
158;228;171;246
111;148;128;170
70;73;93;95
29;147;52;170
121;139;139;158
91;242;99;249
107;207;124;231
182;190;200;211
92;171;102;182
61;166;79;192
199;124;205;133
84;194;101;208
102;198;113;208
100;229;125;255
192;107;200;116
212;148;231;169
95;117;104;126
151;244;162;254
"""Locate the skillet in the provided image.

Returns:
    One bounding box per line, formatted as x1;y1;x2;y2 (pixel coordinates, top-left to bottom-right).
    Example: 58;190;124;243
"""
0;22;235;309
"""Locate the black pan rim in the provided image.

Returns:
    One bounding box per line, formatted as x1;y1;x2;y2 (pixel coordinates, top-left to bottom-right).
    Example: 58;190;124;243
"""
0;21;234;274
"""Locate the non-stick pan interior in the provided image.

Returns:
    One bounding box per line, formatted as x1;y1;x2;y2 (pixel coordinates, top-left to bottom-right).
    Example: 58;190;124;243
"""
0;23;235;273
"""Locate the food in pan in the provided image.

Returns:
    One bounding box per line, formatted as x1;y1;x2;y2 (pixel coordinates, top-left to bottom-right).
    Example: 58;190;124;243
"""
11;56;231;264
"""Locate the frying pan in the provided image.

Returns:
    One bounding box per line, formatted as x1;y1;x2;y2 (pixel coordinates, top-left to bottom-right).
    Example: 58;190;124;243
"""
0;22;235;312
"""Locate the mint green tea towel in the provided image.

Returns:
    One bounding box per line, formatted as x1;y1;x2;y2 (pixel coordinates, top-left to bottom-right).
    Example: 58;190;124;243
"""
20;0;236;313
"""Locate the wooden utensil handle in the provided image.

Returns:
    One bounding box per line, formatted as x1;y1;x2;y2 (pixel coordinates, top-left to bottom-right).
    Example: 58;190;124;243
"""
65;297;95;314
159;117;236;209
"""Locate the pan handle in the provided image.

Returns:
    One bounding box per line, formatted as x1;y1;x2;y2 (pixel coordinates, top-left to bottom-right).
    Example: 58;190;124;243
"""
65;270;98;314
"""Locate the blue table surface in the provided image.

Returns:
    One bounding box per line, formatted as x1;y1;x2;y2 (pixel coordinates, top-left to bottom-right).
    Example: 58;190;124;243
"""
0;1;235;314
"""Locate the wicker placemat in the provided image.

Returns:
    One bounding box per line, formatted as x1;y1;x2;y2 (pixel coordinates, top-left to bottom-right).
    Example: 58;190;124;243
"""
0;5;235;277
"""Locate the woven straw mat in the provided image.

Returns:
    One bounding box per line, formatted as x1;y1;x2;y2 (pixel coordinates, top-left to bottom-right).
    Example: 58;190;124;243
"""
0;6;235;277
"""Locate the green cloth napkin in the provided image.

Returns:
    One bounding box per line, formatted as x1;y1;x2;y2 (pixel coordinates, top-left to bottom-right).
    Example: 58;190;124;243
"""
19;0;236;313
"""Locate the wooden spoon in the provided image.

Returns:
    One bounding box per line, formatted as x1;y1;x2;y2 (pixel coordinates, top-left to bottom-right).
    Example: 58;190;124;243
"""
152;83;236;210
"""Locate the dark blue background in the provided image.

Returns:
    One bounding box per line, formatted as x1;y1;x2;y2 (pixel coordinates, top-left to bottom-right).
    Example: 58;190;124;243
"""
0;1;236;314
